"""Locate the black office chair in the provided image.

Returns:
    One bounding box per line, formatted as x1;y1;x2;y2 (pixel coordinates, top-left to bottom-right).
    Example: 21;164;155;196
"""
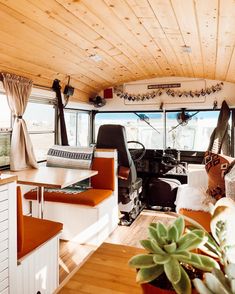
96;124;143;224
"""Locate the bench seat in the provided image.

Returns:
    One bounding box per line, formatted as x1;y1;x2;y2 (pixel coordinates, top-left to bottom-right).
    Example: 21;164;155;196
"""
17;186;63;294
24;154;119;245
24;188;113;207
18;215;63;260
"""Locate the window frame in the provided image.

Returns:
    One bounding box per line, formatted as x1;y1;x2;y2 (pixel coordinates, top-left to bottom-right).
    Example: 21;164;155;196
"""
64;108;92;147
94;108;235;155
0;89;58;168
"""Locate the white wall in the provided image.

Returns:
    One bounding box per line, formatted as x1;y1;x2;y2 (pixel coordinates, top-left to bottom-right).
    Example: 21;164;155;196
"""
77;77;235;111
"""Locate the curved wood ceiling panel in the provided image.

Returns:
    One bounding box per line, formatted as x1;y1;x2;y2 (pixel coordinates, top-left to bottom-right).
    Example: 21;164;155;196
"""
0;0;234;101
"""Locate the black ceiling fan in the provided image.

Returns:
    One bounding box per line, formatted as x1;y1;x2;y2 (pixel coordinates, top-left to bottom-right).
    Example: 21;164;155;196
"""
169;108;199;132
89;96;106;108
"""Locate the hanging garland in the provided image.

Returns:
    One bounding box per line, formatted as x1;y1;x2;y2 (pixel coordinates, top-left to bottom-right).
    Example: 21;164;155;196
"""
114;82;223;102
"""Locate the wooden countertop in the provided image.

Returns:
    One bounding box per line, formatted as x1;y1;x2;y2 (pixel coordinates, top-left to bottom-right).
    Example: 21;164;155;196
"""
58;242;144;294
0;174;18;186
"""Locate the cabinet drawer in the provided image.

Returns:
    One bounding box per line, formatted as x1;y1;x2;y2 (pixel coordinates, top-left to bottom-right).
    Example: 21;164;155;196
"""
0;211;8;223
0;190;8;202
0;259;8;274
0;240;8;253
0;201;8;213
0;268;8;282
0;220;8;234
0;277;8;292
0;250;8;263
0;230;8;243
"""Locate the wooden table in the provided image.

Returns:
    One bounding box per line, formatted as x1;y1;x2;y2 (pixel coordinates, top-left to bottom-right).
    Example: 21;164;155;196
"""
58;243;144;294
7;166;98;218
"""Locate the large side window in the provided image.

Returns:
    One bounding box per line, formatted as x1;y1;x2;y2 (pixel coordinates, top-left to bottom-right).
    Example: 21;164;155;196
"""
0;94;11;167
166;110;229;151
95;112;164;149
24;99;56;161
65;109;90;147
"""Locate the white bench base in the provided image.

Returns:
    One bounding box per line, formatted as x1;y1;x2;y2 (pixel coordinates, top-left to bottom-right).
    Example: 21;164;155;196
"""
31;195;119;246
17;234;60;294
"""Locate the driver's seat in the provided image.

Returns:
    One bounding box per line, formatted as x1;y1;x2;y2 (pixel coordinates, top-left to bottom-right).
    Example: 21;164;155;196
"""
96;124;142;223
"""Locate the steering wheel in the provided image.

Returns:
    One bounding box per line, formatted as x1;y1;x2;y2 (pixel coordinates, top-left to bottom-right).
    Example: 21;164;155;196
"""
127;141;146;162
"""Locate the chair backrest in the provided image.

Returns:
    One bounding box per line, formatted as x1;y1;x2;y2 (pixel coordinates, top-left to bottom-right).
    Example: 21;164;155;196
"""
96;124;137;187
91;157;115;190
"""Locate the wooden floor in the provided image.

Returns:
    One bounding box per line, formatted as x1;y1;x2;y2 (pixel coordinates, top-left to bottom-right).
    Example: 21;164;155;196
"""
59;210;175;286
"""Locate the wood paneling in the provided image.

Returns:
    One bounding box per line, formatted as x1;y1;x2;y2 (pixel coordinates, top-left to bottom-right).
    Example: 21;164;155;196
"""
0;0;234;101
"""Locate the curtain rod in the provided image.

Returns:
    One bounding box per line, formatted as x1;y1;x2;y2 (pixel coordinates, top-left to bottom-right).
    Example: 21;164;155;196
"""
33;83;53;91
0;73;54;92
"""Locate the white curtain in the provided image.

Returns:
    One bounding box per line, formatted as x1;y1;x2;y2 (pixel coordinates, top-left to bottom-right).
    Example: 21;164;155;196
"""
2;73;38;171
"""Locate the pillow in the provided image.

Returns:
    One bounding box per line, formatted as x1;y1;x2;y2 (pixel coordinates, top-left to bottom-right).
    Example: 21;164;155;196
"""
204;151;235;200
46;145;94;169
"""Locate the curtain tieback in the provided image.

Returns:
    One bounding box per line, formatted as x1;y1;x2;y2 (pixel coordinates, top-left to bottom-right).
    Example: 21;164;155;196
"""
15;115;23;119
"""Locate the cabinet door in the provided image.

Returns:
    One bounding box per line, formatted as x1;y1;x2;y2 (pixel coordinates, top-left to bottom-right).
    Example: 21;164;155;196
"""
0;182;17;294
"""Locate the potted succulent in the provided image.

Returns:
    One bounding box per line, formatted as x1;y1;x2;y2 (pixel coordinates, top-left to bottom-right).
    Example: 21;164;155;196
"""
128;216;219;294
193;197;235;294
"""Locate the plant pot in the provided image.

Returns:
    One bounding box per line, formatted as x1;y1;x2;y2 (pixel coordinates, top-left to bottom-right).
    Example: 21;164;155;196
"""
141;283;175;294
141;283;198;294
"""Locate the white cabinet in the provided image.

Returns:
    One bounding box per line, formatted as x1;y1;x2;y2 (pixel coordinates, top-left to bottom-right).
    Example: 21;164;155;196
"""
0;176;17;294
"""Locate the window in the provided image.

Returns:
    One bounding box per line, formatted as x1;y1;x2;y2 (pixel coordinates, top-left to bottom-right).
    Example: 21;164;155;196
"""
166;110;230;151
95;110;232;152
65;110;90;147
0;94;12;167
24;101;56;161
95;112;164;149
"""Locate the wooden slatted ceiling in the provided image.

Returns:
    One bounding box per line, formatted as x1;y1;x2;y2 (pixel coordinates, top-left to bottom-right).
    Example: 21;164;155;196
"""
0;0;234;102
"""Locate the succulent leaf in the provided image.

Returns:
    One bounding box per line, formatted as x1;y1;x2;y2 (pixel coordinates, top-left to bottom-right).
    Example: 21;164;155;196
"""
173;216;185;239
168;225;178;242
157;222;168;237
203;272;231;294
180;253;219;271
211;268;231;292
149;222;158;229
128;254;156;268
177;230;205;251
225;263;235;279
164;242;177;253
172;251;191;259
164;258;181;284
139;240;155;254
150;240;166;254
153;254;170;264
173;265;192;294
201;231;222;258
136;265;164;284
148;226;166;246
230;280;235;293
193;278;214;294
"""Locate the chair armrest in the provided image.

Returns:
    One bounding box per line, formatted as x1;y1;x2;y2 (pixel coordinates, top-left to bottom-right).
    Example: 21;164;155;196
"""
118;166;130;180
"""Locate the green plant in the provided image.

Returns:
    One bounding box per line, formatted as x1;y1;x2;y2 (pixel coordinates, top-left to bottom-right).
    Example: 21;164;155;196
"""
128;216;219;294
193;198;235;294
194;262;235;294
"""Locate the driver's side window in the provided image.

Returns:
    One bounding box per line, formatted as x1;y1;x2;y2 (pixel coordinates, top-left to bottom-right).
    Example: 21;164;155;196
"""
94;112;164;150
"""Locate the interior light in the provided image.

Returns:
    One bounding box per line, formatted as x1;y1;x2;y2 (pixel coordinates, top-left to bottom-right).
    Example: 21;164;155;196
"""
181;45;192;53
89;54;103;62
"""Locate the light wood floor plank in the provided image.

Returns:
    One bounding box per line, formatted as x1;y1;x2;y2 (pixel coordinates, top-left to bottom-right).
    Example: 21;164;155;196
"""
59;210;175;286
